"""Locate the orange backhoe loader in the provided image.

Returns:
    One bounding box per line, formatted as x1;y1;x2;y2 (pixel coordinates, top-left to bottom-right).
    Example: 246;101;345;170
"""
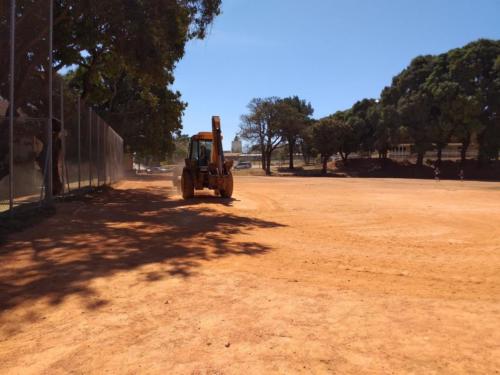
178;116;233;199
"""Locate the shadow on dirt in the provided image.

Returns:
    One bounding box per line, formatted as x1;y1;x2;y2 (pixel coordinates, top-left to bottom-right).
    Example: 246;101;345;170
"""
0;182;284;313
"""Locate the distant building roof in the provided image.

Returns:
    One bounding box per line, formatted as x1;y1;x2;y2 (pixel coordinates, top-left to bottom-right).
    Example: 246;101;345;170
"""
224;152;240;157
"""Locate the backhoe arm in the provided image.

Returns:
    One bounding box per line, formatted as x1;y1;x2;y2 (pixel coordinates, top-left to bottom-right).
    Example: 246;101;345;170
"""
211;116;225;176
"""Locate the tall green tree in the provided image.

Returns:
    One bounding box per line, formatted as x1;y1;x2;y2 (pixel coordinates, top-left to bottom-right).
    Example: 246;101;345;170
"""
278;96;314;169
298;121;318;165
240;99;267;171
347;99;378;154
54;0;221;100
313;118;339;174
421;52;482;166
373;104;399;159
330;111;359;162
382;55;437;166
0;0;221;188
447;39;500;163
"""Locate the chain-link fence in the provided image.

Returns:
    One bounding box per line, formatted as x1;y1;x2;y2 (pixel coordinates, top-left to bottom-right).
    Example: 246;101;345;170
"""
0;0;123;215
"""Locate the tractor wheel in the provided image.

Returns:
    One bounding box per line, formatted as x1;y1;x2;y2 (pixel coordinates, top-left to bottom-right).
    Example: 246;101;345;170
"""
220;173;233;198
181;170;194;199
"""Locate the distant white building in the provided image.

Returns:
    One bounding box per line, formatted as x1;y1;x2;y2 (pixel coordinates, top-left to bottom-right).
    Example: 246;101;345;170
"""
231;136;242;154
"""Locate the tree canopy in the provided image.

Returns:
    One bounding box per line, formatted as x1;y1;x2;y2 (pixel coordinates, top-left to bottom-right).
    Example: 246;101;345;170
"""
306;39;500;172
0;0;221;163
239;40;499;176
279;96;314;169
380;39;500;165
63;0;221;159
239;96;314;174
312;117;340;174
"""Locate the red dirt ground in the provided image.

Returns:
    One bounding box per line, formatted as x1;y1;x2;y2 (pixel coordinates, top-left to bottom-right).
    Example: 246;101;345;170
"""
1;175;499;374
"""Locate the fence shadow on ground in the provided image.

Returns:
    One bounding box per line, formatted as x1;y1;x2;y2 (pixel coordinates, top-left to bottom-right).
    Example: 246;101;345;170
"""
0;183;284;314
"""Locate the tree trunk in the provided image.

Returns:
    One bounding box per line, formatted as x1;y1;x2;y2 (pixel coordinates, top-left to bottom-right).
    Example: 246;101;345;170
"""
378;149;388;167
322;155;328;175
36;128;63;196
460;133;471;168
436;147;443;166
288;139;294;169
0;111;11;181
416;151;425;167
340;151;349;162
52;137;63;195
477;130;486;167
260;143;266;171
300;143;307;164
380;148;388;160
265;152;272;175
81;67;94;102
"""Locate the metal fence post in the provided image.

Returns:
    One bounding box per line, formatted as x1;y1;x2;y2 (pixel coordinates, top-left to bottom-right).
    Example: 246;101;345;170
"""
97;117;100;186
46;0;54;202
60;80;65;193
104;124;108;184
89;108;92;187
102;123;106;184
78;96;81;189
8;0;16;213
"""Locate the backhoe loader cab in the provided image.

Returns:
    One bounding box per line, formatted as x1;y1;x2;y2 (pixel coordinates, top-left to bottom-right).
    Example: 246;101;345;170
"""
180;116;234;199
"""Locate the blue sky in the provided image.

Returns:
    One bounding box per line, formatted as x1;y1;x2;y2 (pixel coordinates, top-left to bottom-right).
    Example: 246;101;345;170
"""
172;0;500;149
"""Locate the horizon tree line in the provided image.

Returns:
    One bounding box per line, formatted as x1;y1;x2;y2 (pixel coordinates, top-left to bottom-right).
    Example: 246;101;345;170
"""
239;39;500;174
